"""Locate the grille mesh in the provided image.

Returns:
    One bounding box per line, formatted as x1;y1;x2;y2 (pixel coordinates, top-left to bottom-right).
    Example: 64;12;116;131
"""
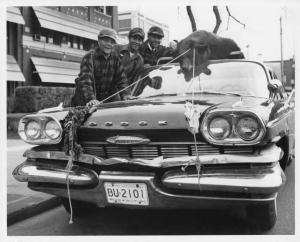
81;142;254;159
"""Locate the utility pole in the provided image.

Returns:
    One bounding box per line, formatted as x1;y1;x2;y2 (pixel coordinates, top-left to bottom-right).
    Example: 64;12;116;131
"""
280;16;284;82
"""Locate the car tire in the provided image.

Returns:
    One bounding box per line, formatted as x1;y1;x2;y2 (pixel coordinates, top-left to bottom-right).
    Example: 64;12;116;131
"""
60;198;95;217
246;200;277;231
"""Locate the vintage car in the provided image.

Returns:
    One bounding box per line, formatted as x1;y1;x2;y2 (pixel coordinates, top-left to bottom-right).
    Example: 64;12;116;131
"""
13;60;295;230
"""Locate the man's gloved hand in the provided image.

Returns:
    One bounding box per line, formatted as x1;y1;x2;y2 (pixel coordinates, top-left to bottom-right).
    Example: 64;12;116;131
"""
169;40;177;50
86;99;102;108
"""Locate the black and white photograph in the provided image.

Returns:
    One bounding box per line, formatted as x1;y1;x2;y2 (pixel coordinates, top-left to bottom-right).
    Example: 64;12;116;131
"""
3;0;298;239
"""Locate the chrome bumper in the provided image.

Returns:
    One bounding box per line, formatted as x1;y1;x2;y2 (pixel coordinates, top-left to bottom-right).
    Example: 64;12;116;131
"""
13;145;285;209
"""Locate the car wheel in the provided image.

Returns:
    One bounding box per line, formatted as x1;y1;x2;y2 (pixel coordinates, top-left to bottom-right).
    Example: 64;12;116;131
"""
60;198;95;217
246;200;277;231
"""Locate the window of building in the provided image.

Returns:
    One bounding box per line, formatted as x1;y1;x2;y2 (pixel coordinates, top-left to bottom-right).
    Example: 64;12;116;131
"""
119;19;131;29
95;6;105;14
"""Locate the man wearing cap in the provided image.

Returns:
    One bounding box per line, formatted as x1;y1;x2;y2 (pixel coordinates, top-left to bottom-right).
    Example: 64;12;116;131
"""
114;27;145;87
74;28;131;106
139;26;177;66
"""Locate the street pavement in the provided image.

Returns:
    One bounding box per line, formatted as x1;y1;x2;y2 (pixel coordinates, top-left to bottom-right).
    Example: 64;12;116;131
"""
7;137;60;225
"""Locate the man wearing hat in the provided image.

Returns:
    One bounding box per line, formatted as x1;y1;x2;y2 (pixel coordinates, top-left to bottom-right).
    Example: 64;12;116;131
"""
139;26;177;66
114;27;145;86
73;28;131;106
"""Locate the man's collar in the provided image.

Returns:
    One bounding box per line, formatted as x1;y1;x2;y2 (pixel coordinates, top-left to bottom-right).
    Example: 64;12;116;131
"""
147;42;154;52
95;46;112;59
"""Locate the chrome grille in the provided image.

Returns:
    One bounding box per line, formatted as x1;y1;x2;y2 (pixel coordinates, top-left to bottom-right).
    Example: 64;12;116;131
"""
191;144;219;155
81;142;254;159
161;145;189;157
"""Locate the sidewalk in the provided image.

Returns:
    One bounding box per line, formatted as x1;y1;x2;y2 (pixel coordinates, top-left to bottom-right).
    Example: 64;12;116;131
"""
7;135;61;226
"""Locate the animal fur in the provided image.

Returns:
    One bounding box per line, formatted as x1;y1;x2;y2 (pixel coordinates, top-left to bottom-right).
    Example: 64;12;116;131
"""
177;30;244;81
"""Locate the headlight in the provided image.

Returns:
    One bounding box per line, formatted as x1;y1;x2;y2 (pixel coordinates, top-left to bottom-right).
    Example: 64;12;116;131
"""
236;116;260;140
201;110;266;146
18;114;63;145
25;121;41;139
45;120;61;139
208;117;231;140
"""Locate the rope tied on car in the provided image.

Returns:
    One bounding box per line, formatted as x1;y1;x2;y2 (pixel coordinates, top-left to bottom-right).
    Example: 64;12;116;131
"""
183;48;202;189
61;48;192;223
63;105;97;224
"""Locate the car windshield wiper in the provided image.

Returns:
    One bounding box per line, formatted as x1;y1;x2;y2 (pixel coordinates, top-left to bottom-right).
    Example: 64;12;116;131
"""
186;91;247;97
142;93;178;98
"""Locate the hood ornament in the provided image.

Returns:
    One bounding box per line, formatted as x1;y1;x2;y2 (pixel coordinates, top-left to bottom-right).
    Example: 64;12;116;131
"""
106;136;150;145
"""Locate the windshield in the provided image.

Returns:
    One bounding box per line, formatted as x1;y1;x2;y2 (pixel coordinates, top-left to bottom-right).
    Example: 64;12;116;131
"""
133;61;270;98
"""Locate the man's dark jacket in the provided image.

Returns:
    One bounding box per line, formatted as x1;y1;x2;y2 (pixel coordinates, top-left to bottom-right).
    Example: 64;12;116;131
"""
139;40;175;66
114;44;144;86
72;46;130;106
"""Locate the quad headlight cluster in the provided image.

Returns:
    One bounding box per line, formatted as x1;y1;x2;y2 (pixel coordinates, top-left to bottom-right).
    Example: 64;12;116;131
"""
18;114;63;145
201;110;266;145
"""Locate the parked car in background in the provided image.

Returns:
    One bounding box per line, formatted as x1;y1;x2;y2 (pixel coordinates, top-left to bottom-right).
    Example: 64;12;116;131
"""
13;60;295;231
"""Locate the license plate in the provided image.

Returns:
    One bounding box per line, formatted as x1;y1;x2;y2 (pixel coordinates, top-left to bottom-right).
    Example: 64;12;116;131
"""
104;182;149;206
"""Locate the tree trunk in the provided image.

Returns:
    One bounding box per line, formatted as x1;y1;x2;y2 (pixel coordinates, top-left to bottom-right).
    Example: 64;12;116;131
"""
212;6;222;34
186;6;197;32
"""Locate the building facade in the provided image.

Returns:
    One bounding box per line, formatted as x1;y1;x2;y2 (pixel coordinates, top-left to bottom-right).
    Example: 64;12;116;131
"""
118;11;170;46
6;6;121;98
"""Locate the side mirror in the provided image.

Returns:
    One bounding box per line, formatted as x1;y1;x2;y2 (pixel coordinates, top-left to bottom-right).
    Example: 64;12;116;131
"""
268;79;282;92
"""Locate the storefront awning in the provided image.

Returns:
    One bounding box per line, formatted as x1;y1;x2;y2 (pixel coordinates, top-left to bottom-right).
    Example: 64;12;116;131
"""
7;55;25;82
7;7;25;25
32;6;107;41
31;57;80;84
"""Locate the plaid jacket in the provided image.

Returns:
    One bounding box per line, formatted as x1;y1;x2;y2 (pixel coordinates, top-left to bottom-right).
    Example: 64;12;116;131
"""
139;40;176;66
115;44;144;86
77;46;130;103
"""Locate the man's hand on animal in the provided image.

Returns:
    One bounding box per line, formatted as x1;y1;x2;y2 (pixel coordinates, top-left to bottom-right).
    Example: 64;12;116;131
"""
177;30;244;82
86;99;102;107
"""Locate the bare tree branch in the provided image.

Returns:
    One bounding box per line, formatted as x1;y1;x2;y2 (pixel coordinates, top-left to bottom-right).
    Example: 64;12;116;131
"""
226;6;246;28
186;6;197;32
212;6;222;34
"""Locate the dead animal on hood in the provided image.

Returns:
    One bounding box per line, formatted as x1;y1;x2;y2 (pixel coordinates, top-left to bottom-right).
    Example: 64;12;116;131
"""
177;30;244;82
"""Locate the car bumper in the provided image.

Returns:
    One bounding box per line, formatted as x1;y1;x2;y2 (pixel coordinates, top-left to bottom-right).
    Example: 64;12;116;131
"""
13;144;285;209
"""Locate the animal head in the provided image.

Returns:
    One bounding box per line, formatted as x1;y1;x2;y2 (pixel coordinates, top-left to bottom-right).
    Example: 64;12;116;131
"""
177;30;244;81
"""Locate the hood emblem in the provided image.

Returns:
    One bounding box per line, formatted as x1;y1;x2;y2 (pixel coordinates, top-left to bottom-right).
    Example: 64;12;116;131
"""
106;136;150;145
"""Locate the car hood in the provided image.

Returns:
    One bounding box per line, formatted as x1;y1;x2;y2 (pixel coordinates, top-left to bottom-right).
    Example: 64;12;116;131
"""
82;95;271;129
43;94;274;143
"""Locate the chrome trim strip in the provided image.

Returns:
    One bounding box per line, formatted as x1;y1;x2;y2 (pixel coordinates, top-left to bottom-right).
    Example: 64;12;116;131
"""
81;141;210;145
24;144;282;168
162;162;285;194
13;162;99;186
24;149;101;165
